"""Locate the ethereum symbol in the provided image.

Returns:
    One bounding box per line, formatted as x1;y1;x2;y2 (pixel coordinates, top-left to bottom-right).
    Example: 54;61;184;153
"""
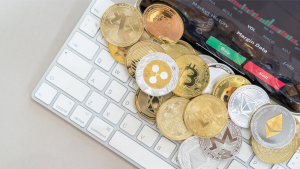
265;114;282;138
240;93;258;117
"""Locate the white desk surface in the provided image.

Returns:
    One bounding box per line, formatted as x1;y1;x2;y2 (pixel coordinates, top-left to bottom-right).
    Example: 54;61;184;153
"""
0;0;137;168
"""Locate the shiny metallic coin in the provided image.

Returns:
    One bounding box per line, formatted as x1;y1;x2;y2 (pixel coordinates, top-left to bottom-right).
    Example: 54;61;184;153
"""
251;105;296;149
136;52;179;96
228;85;270;128
200;119;243;160
161;40;196;59
199;55;218;64
178;136;219;169
203;63;235;94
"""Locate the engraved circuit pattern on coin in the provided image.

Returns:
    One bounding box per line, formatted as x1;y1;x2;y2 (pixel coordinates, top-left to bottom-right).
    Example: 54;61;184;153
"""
161;40;196;59
200;119;242;160
100;3;144;47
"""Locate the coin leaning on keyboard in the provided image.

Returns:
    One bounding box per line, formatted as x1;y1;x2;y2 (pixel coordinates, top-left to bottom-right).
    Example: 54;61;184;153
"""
100;3;299;168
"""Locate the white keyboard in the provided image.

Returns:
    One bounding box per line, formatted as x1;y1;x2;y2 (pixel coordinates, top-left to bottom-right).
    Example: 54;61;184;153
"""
31;0;300;168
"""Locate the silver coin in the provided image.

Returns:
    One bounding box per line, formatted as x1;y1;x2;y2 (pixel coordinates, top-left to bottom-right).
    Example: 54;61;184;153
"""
136;52;179;96
251;105;296;149
198;54;218;64
202;63;235;94
228;85;270;128
178;136;219;169
200;119;243;160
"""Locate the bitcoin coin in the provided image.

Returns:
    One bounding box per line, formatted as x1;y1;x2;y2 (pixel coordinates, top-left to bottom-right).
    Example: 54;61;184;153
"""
126;41;165;80
200;119;242;160
228;85;270;128
294;117;300;151
156;97;193;140
143;4;184;43
134;87;174;121
178;136;219;169
161;40;196;59
100;3;144;47
184;95;228;138
173;55;210;98
251;105;296;149
212;75;251;107
199;55;218;64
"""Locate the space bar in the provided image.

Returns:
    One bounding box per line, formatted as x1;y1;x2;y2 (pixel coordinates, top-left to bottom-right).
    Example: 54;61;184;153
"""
109;131;175;169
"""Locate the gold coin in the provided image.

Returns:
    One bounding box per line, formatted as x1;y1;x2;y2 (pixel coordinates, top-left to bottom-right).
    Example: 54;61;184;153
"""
157;97;193;140
212;75;251;107
172;55;210;98
134;87;174;121
184;95;228;138
295;117;300;152
252;136;297;164
161;40;196;59
125;41;165;80
100;3;144;47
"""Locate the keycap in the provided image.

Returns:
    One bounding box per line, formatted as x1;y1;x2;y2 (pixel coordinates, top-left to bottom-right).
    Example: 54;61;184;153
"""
35;82;57;104
88;69;110;91
53;94;75;116
79;15;99;37
272;164;285;169
96;30;108;47
250;155;272;169
68;32;99;60
85;91;107;113
95;49;115;71
90;0;113;19
46;66;90;102
105;80;127;102
154;137;176;158
70;105;92;127
87;116;113;141
103;103;124;124
122;92;137;113
112;63;129;82
287;152;300;169
120;114;142;136
236;141;253;162
128;79;138;90
171;150;179;167
227;160;247;169
57;49;92;79
109;131;175;169
242;128;252;140
137;125;159;147
217;159;229;169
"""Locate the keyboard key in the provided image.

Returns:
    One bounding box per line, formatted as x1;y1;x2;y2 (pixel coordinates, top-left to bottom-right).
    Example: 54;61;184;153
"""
46;66;90;102
154;137;176;158
122;92;137;113
109;131;175;169
57;49;92;79
79;15;99;37
91;0;113;19
171;150;179;167
137;125;159;147
96;30;108;47
88;69;110;91
68;32;99;60
272;164;285;169
85;91;107;113
287;152;300;169
103;103;124;124
87;116;113;141
53;94;75;116
70;105;92;127
128;79;138;90
120;114;142;136
236;141;253;162
35;82;57;104
250;155;272;169
228;160;247;169
217;159;229;169
242;128;252;140
112;63;129;82
95;49;115;71
105;80;127;102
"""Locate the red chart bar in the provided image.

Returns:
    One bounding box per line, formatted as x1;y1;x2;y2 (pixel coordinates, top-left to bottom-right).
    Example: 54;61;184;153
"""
243;7;248;11
291;39;295;43
233;1;237;5
236;3;240;6
275;28;279;32
293;40;298;44
256;17;260;20
272;26;277;31
280;30;285;35
239;4;242;8
283;33;288;37
270;25;274;29
254;13;259;18
249;9;254;15
231;0;235;3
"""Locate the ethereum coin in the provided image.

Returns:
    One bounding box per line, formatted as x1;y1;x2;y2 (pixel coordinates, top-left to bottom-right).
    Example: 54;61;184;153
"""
199;55;218;64
251;105;296;149
178;136;219;169
200;119;242;160
136;52;179;96
228;85;270;128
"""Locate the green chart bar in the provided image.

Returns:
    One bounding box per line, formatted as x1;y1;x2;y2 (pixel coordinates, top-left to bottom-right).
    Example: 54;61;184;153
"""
277;29;282;33
264;20;269;26
286;35;290;39
251;12;256;17
288;36;293;40
259;18;263;22
267;19;275;27
246;9;250;13
241;4;247;10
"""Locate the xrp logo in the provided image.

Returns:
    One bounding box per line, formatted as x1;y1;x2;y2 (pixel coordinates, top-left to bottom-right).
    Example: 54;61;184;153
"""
149;65;168;84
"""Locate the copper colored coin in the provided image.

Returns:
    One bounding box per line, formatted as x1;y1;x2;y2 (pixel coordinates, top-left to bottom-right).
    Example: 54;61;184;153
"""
143;4;184;43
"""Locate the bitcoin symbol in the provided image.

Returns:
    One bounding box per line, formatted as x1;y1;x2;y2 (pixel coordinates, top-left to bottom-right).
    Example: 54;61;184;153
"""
184;63;198;86
111;12;133;38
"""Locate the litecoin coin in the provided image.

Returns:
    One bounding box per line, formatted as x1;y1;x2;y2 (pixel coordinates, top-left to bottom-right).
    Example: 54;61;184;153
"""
178;136;219;169
199;55;218;64
161;40;196;59
251;105;296;149
136;52;179;96
228;85;270;128
203;63;235;94
200;119;242;160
